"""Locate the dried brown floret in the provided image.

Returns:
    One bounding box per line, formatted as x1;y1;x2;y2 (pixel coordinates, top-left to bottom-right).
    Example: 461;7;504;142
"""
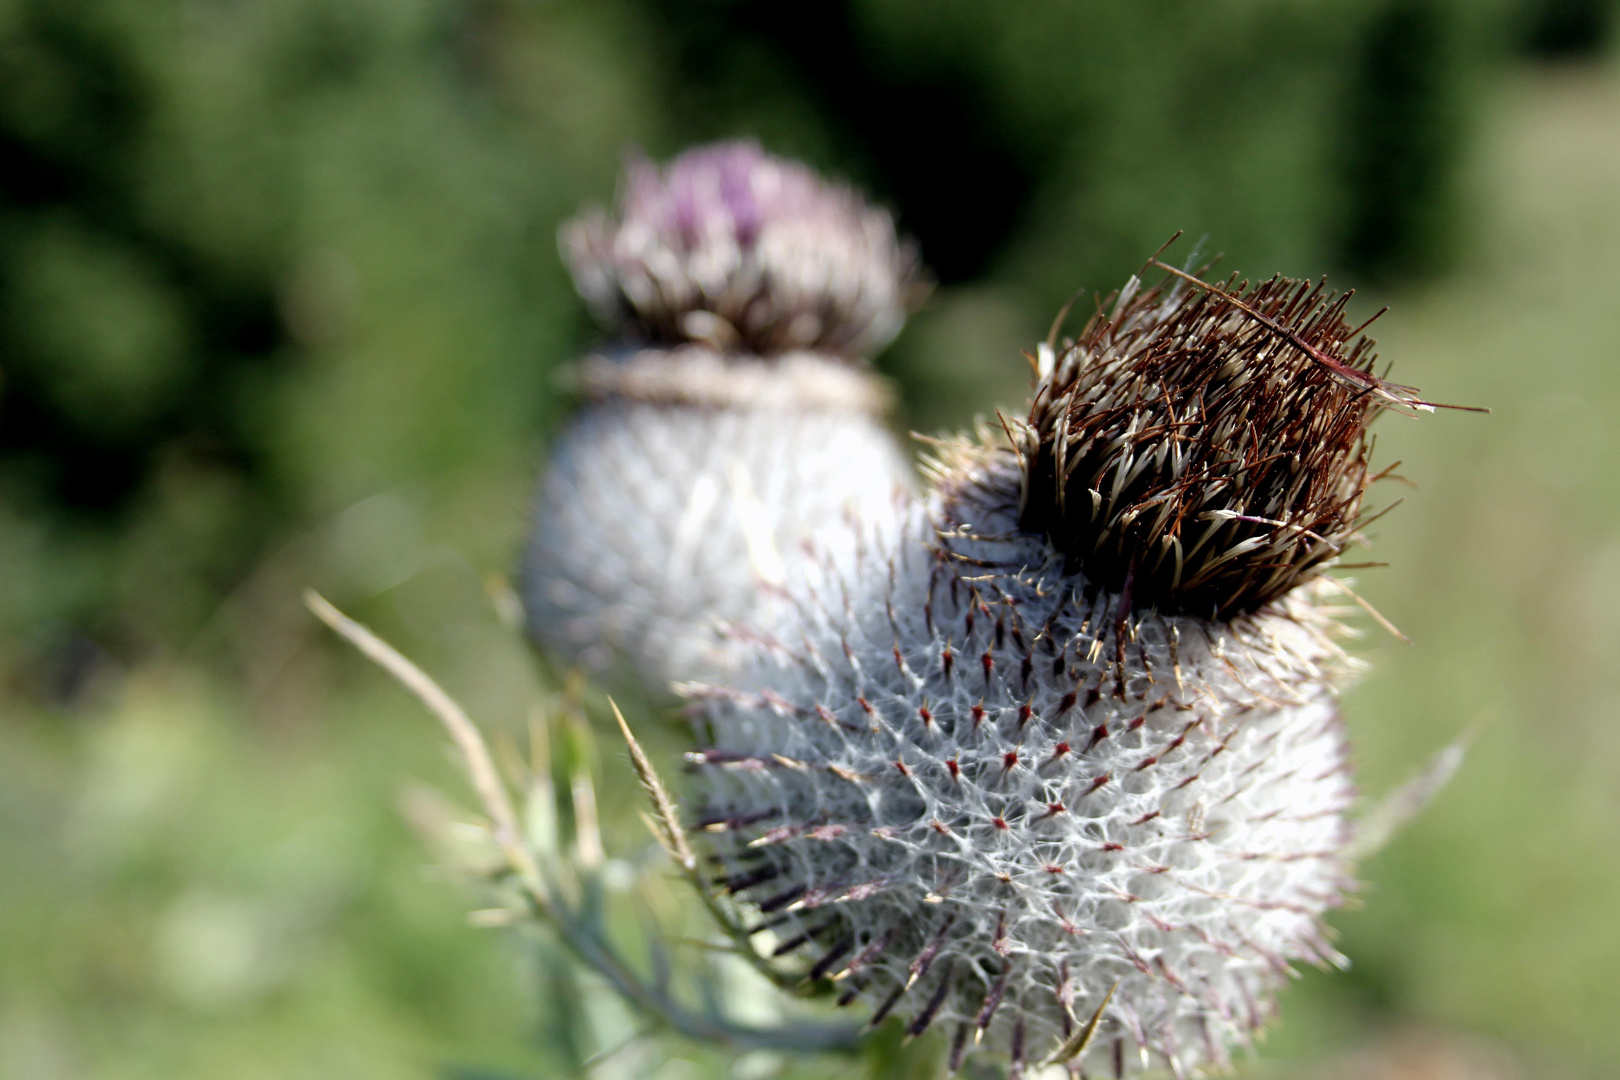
1018;263;1425;619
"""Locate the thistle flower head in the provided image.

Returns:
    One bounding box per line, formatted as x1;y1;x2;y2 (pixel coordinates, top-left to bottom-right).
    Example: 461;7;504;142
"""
529;141;924;694
562;140;921;356
1015;268;1420;619
684;260;1424;1076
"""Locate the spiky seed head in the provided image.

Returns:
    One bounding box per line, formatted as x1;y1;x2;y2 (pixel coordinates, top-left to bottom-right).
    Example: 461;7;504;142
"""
523;346;913;693
686;263;1422;1075
1016;270;1418;620
562;140;922;357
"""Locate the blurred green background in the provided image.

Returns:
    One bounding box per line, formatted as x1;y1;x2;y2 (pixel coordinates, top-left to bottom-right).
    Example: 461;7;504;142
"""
3;0;1619;1077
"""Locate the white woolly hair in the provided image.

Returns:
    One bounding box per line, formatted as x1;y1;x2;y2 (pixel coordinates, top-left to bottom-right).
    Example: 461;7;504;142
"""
523;346;914;694
687;444;1359;1077
561;140;922;357
679;255;1426;1074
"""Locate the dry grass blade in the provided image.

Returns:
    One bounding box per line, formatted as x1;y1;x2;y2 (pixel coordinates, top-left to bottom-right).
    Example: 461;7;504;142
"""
1349;726;1476;861
1044;979;1119;1066
1318;576;1411;643
304;595;859;1053
1148;259;1418;410
611;698;695;871
1150;257;1488;415
302;590;528;865
611;705;799;994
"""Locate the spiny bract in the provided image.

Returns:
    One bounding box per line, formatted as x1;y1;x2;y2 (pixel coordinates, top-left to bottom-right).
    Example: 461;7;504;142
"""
687;267;1418;1076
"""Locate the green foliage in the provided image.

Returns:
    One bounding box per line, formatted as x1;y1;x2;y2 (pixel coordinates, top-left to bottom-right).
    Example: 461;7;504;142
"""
0;0;637;667
1516;0;1619;55
1339;0;1478;279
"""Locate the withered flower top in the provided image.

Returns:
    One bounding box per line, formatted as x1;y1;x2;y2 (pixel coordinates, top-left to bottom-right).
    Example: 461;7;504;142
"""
1017;268;1422;619
562;140;922;357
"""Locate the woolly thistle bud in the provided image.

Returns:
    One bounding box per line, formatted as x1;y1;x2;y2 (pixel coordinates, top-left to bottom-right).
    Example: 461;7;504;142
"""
525;346;912;690
561;140;923;356
526;141;922;692
686;266;1426;1076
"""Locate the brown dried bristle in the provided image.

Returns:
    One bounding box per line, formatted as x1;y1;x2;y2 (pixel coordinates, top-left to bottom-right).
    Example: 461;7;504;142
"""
1019;269;1420;620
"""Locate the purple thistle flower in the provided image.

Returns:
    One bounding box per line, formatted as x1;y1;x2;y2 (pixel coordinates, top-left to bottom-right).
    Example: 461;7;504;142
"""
562;140;923;356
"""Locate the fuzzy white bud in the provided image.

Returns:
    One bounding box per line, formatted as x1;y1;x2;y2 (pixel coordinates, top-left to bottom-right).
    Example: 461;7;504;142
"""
525;347;911;691
686;268;1419;1075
